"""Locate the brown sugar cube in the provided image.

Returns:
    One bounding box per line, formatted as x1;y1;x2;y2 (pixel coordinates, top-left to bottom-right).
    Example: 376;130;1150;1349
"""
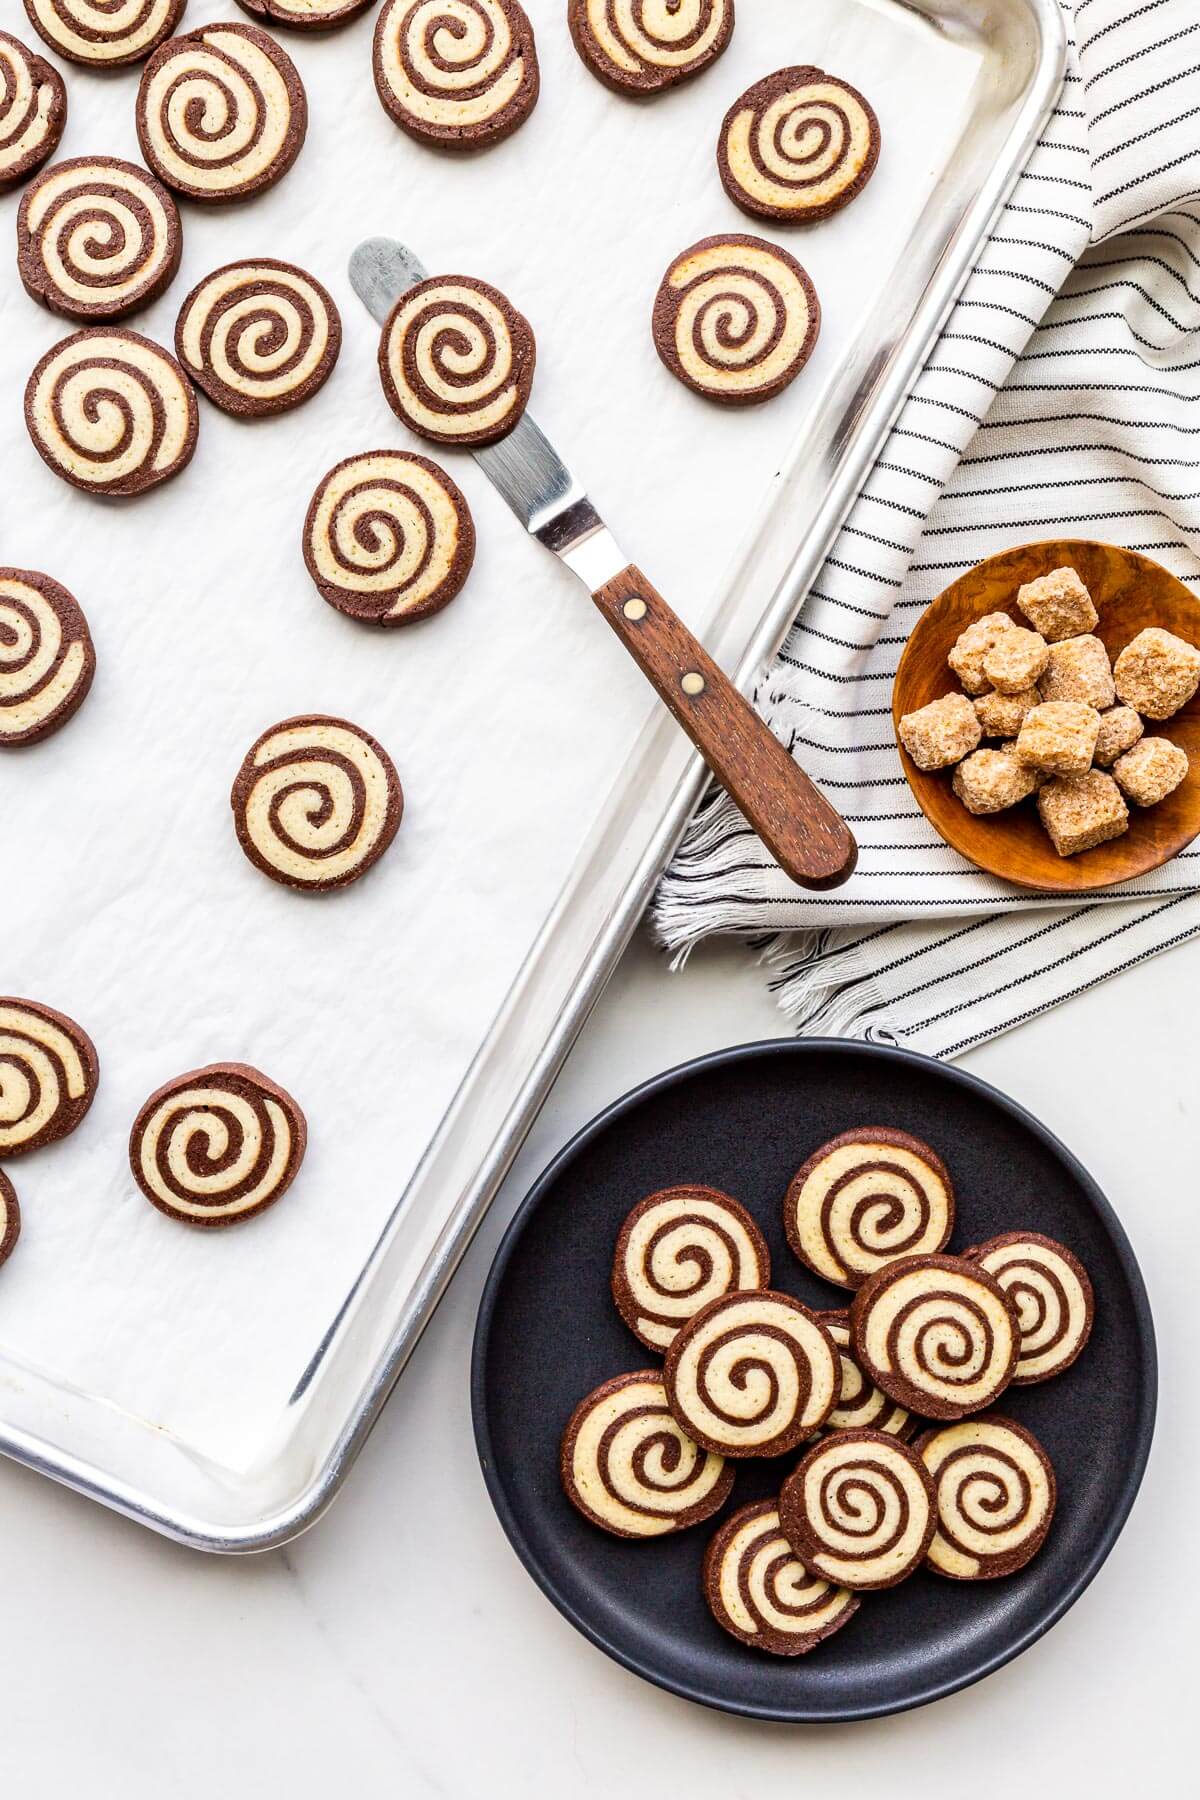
1015;701;1100;776
1093;706;1144;768
1001;739;1049;789
1112;737;1189;807
1037;771;1129;857
1016;566;1099;641
1039;635;1116;709
982;627;1049;694
947;613;1015;695
974;686;1040;737
952;747;1042;815
1113;627;1200;720
897;692;982;770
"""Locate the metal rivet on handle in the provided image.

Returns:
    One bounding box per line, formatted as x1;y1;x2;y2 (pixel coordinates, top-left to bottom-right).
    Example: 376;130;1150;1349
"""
681;672;706;697
623;597;647;621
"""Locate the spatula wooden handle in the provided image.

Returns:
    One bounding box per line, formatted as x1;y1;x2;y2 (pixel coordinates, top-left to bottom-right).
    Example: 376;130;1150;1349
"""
592;564;857;889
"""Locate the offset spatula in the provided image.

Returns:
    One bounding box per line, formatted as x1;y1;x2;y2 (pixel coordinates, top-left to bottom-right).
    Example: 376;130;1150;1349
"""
349;238;857;890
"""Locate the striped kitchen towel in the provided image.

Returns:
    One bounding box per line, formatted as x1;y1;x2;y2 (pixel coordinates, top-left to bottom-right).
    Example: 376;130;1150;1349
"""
654;0;1200;1058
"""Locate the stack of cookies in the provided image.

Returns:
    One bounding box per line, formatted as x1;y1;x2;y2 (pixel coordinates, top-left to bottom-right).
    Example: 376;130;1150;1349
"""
560;1130;1094;1658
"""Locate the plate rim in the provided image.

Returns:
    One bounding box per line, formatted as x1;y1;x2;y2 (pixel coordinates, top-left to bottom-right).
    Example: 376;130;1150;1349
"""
470;1037;1158;1724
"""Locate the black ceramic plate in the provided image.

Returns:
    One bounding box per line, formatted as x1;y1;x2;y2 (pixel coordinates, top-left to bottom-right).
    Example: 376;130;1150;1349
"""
471;1041;1156;1722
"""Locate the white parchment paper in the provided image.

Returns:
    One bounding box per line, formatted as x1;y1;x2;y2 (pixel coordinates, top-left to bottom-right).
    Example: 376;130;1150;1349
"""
0;0;977;1469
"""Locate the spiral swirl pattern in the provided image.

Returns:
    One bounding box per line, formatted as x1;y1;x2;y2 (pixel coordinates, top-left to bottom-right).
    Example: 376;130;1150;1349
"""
966;1232;1094;1385
664;1290;838;1458
569;0;733;95
380;275;535;448
704;1500;859;1656
18;158;181;321
820;1313;912;1440
560;1371;733;1538
916;1415;1057;1579
612;1185;770;1352
231;715;404;891
374;0;539;148
779;1429;936;1590
0;568;95;747
129;1062;306;1227
653;235;819;406
304;451;475;626
176;260;340;417
786;1128;954;1289
719;65;880;223
0;1169;19;1271
851;1254;1019;1421
0;998;98;1157
25;328;198;496
24;0;183;67
0;30;66;191
238;0;373;30
137;22;307;202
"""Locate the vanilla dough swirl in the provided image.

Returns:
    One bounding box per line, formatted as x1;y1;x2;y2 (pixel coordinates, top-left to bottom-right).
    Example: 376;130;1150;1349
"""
0;568;95;746
231;715;404;891
664;1290;838;1458
373;0;539;148
917;1415;1057;1579
966;1231;1094;1384
786;1127;954;1289
653;235;819;406
704;1500;859;1656
821;1313;912;1440
851;1254;1019;1420
18;157;181;320
0;30;66;191
25;327;198;496
129;1062;307;1227
24;0;183;67
612;1185;770;1351
779;1429;936;1590
0;997;98;1156
569;0;733;95
304;451;476;626
560;1371;733;1538
379;275;535;447
176;260;340;416
719;65;880;223
137;22;307;202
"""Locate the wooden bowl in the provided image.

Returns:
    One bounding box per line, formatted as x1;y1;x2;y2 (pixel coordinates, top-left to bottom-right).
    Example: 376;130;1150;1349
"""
893;540;1200;893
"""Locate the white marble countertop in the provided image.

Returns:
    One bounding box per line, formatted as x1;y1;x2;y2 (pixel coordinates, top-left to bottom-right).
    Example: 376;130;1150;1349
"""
0;928;1192;1793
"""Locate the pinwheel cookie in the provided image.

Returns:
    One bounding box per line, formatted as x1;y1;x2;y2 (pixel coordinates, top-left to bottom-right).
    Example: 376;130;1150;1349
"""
916;1414;1057;1579
18;158;182;321
0;1171;18;1270
0;997;98;1156
374;0;539;149
569;0;733;96
611;1184;770;1351
704;1500;859;1656
24;0;183;66
175;260;341;418
664;1289;838;1458
779;1428;936;1590
964;1231;1094;1384
0;568;95;747
851;1253;1019;1420
130;1062;306;1227
653;235;819;406
25;328;198;497
719;65;881;224
560;1370;733;1538
379;274;536;448
0;30;66;192
819;1310;912;1440
785;1127;954;1289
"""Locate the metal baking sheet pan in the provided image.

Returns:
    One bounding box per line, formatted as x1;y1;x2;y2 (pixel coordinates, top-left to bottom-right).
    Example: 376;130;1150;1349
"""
0;0;1064;1548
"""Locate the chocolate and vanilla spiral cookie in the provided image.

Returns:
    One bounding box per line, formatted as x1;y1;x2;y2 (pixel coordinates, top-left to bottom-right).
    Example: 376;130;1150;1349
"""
137;22;307;203
612;1185;770;1352
0;1170;19;1270
569;0;733;96
24;0;183;67
820;1311;912;1440
25;328;198;497
231;715;404;892
0;30;66;192
964;1231;1094;1385
0;997;99;1156
785;1127;954;1289
0;568;95;747
175;260;340;418
373;0;539;150
703;1500;859;1656
129;1062;306;1227
652;235;819;407
719;66;881;224
237;0;373;29
916;1414;1057;1580
304;451;475;626
851;1253;1020;1421
664;1289;838;1459
18;158;182;322
560;1370;733;1539
779;1428;936;1590
379;275;535;448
